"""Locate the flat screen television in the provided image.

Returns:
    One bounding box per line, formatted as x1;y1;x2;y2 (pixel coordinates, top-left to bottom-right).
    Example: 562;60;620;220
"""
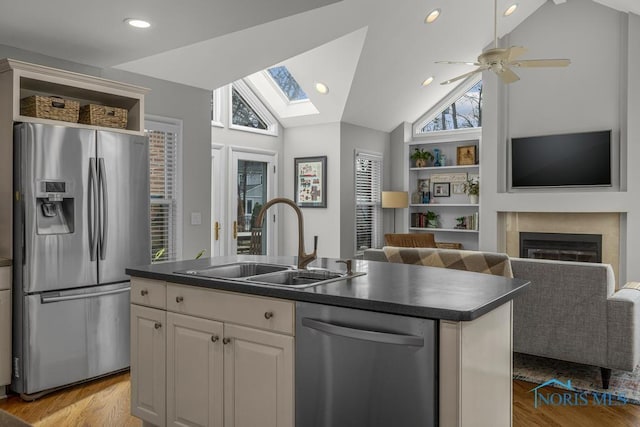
510;130;612;188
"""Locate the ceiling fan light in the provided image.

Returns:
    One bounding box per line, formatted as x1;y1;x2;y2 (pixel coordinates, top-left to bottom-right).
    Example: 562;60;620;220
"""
315;82;329;94
425;9;441;24
125;18;151;28
422;77;434;87
504;4;518;16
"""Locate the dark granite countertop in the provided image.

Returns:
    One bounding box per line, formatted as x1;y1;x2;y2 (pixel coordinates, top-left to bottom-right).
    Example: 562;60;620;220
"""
0;258;11;267
126;255;530;322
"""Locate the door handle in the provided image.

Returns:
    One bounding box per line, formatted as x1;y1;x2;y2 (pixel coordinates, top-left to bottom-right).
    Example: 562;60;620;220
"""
301;318;424;347
98;158;108;260
214;221;220;241
232;221;237;240
41;286;130;303
88;158;98;261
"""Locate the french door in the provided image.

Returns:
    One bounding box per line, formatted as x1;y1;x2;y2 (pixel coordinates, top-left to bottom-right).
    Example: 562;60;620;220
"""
228;148;277;255
211;145;224;257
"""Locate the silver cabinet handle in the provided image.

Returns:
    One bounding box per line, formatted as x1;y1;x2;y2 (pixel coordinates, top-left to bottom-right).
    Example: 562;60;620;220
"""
211;335;219;343
301;318;424;347
140;289;148;296
264;311;274;320
176;296;184;303
222;337;231;345
154;322;162;329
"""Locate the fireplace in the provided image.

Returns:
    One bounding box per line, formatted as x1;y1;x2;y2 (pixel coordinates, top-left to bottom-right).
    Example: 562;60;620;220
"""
519;232;602;263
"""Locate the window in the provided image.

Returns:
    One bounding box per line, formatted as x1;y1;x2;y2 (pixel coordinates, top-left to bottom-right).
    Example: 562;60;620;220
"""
415;79;483;134
355;151;383;254
211;87;223;128
229;80;279;136
146;119;181;262
267;66;309;102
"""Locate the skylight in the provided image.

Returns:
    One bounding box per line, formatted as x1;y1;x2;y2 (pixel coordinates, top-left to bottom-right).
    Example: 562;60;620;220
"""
267;66;308;102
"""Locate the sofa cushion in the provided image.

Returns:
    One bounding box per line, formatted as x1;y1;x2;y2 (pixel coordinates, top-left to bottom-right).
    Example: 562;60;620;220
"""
382;246;513;278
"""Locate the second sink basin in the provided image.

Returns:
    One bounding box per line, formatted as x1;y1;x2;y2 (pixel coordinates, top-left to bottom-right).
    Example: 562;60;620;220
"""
246;269;344;288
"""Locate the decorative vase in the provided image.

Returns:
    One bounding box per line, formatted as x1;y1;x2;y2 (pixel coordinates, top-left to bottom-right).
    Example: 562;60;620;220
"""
469;194;479;204
433;148;441;167
415;158;427;168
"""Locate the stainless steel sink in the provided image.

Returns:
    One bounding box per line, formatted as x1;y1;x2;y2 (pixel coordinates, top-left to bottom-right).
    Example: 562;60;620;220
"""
175;262;365;289
176;262;292;279
245;269;345;288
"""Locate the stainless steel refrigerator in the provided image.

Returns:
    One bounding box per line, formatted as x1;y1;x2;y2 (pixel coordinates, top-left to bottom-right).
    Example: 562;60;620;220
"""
12;122;149;398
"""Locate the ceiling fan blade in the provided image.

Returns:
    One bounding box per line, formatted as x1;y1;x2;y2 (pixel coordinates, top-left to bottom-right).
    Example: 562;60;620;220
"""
435;60;480;66
507;46;527;61
496;67;520;84
440;67;486;85
511;59;571;68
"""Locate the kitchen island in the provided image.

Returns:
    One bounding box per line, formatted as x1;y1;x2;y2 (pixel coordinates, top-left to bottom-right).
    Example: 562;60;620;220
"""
126;255;529;427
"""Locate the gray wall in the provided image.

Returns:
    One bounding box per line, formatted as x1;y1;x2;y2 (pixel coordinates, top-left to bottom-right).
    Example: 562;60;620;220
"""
390;122;412;233
340;122;391;257
0;44;212;260
479;0;640;283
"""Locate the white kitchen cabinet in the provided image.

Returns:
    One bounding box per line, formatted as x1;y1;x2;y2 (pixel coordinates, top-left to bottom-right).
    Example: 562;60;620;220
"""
131;304;167;427
0;265;11;389
223;324;294;427
166;312;224;427
130;278;295;427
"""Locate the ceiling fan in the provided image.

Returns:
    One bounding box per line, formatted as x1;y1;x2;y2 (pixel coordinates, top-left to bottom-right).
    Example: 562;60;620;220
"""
437;0;570;85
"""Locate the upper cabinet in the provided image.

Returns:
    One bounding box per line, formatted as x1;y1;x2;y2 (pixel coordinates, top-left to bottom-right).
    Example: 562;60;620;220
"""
0;58;148;135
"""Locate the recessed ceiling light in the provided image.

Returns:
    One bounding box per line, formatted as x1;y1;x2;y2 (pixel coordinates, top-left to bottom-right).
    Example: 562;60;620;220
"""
125;18;151;29
504;4;518;16
315;82;329;94
422;77;434;87
425;9;441;24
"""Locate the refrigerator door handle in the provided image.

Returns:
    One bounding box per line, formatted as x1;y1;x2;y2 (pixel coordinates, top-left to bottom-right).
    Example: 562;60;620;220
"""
98;158;109;260
88;158;98;261
41;286;130;304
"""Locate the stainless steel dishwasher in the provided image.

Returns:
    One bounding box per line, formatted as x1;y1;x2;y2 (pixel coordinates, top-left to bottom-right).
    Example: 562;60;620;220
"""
296;301;437;427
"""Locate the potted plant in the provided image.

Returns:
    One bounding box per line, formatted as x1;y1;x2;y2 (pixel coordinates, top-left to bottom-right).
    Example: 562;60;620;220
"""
410;147;434;168
464;177;479;204
425;211;439;228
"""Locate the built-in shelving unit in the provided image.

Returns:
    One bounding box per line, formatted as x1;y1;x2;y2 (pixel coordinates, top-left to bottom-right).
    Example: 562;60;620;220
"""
407;129;481;250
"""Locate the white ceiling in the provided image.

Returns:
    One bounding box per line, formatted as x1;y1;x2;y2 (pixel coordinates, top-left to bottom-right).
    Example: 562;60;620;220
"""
1;0;638;132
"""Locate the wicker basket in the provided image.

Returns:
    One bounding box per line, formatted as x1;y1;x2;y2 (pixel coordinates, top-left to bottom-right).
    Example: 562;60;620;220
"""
20;95;80;123
78;104;128;129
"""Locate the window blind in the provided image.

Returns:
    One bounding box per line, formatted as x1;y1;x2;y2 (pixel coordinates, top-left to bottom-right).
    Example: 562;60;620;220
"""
147;127;179;262
355;151;383;254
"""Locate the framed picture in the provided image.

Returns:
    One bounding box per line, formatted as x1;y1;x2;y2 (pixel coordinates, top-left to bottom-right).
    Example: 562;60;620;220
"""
294;156;327;208
452;182;466;194
417;178;430;192
456;145;477;165
433;182;450;197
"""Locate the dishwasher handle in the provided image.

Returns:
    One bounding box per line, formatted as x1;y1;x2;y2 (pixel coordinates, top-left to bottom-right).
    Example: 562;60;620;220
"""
301;317;424;347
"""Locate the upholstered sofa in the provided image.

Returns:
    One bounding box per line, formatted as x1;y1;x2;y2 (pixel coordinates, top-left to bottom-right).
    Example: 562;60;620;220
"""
363;247;640;388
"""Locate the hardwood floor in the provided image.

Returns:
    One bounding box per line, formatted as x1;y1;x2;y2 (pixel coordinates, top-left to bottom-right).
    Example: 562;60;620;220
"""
0;375;638;426
0;372;140;427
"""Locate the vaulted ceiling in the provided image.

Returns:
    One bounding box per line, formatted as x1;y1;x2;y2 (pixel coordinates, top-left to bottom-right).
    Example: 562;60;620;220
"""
1;0;637;132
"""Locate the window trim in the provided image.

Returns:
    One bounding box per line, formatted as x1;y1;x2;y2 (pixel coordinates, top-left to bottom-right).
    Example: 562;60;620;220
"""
211;88;224;128
146;115;183;262
412;76;482;137
228;80;279;136
264;67;310;105
354;149;384;256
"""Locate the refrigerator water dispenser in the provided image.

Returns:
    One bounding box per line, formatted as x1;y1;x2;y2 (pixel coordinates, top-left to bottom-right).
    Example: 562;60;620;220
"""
36;181;74;235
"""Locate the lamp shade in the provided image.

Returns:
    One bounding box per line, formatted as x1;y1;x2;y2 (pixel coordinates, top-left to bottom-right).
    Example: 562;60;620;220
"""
381;191;409;209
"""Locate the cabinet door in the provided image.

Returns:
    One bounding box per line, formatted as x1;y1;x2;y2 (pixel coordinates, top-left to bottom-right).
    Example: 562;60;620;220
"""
0;289;10;385
223;324;293;427
131;304;166;427
167;312;224;427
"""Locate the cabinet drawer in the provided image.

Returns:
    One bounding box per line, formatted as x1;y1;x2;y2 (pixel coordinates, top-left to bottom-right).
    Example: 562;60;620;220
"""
0;266;10;291
131;277;166;309
166;284;294;336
